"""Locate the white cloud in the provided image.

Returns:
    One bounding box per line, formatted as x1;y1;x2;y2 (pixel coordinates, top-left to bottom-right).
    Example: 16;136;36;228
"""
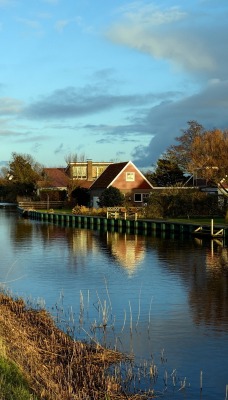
106;2;226;76
16;17;44;36
55;19;70;32
0;97;23;115
0;0;15;6
116;3;187;26
108;25;215;73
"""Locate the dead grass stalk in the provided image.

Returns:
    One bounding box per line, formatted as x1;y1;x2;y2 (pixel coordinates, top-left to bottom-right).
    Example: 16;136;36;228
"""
0;293;152;400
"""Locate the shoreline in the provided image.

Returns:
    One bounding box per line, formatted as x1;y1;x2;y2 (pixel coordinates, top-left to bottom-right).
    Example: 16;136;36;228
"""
0;292;147;399
20;208;228;242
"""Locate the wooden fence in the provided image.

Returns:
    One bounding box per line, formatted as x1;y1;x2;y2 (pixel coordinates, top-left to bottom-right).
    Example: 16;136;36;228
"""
106;207;141;221
18;201;65;210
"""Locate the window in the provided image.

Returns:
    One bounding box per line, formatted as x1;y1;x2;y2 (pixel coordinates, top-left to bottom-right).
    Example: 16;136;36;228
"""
93;166;105;178
126;172;135;181
72;166;87;179
143;193;149;201
134;193;142;202
134;193;149;203
143;193;150;205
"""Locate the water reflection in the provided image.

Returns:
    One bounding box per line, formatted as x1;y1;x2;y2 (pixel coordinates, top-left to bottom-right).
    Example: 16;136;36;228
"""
6;214;228;335
1;210;228;399
10;219;33;245
10;220;146;275
205;240;228;269
103;232;145;275
188;239;228;329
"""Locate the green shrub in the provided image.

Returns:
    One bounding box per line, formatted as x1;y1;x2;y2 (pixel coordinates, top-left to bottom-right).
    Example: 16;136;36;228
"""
98;187;125;207
145;189;222;218
72;206;106;216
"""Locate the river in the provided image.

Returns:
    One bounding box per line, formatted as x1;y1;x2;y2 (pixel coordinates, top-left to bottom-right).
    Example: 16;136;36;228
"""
0;207;228;399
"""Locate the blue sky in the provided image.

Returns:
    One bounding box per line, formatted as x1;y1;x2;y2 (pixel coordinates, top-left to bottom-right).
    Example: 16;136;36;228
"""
1;0;228;169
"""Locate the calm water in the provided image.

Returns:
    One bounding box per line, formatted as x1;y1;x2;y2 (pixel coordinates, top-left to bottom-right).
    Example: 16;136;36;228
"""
0;207;228;399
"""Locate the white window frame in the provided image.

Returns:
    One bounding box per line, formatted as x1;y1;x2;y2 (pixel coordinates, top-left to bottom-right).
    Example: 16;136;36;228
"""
126;172;135;182
72;166;87;179
134;193;143;202
95;166;105;178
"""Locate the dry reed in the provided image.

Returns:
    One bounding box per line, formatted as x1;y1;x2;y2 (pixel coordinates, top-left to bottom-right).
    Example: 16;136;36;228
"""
0;292;153;400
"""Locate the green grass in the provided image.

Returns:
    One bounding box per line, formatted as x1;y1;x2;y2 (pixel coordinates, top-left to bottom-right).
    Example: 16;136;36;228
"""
43;208;73;213
167;217;228;225
0;355;38;400
35;208;228;226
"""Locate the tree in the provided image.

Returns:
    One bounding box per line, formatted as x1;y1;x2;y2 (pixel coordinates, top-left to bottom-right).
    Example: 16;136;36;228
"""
188;129;228;184
146;158;185;186
6;153;43;198
188;128;228;203
167;122;228;194
64;152;87;164
166;120;204;172
166;123;228;225
8;153;42;184
98;186;125;207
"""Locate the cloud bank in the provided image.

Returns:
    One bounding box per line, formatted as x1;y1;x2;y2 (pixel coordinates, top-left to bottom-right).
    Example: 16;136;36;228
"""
106;1;228;166
1;1;228;168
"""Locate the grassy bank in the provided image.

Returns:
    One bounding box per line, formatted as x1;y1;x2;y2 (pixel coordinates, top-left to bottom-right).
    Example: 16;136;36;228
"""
0;346;38;399
0;292;150;400
35;207;228;226
167;217;228;225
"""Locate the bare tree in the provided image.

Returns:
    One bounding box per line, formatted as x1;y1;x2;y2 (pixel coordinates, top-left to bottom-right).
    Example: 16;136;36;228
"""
64;153;87;164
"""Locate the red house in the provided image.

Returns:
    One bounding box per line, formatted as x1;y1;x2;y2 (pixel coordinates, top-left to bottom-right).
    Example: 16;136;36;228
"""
89;161;153;207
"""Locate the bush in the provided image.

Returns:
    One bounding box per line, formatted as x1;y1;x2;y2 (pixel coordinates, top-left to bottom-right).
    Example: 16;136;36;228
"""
72;206;106;216
145;189;223;219
71;187;90;206
98;187;125;207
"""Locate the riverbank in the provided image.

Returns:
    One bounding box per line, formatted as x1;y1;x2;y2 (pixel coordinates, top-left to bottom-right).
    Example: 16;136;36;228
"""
20;208;228;241
0;292;150;400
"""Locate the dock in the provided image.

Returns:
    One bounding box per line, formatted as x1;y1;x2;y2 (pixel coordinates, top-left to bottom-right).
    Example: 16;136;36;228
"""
192;219;224;238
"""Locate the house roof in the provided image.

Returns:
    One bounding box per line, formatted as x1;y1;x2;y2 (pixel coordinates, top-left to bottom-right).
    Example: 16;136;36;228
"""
90;161;153;189
90;162;129;189
38;168;69;189
38;168;94;190
74;180;93;189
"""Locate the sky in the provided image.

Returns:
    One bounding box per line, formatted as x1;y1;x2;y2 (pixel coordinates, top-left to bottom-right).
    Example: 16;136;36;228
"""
1;0;228;169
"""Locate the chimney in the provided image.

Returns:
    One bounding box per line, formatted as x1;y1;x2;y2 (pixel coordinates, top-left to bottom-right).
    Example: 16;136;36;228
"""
87;159;93;181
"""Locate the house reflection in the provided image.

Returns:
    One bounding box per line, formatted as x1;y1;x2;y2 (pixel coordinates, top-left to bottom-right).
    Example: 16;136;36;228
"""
106;232;145;274
70;230;145;275
72;229;98;254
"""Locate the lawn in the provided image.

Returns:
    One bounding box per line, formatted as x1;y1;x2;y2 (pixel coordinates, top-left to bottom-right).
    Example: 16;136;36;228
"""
167;217;228;226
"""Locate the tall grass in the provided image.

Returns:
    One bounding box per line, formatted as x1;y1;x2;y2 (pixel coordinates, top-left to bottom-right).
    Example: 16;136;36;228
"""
0;286;224;399
0;340;38;399
0;291;127;399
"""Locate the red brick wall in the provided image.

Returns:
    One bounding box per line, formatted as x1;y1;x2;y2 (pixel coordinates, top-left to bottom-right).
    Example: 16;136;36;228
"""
112;165;151;190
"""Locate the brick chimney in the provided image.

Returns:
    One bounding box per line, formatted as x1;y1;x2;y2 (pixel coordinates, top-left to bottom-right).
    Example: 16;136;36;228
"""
87;159;93;181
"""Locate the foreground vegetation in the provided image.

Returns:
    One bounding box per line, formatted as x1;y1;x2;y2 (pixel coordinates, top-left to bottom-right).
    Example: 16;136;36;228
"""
0;292;152;400
0;349;38;400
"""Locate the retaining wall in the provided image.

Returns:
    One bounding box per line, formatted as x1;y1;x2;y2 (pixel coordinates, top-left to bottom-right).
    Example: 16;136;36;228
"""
19;209;228;241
